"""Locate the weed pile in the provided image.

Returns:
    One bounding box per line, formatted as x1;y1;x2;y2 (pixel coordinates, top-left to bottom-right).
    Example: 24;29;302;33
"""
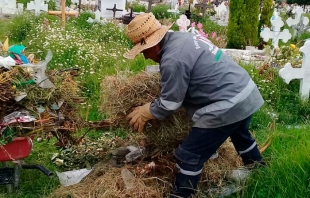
0;66;84;146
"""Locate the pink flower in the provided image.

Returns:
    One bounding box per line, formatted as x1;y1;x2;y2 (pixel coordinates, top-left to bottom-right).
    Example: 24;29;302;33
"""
216;37;220;41
191;22;196;28
75;13;79;18
197;22;203;30
205;33;208;38
211;32;216;38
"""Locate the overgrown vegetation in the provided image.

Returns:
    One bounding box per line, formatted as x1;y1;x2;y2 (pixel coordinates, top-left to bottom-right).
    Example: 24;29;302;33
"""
227;0;260;48
0;5;310;198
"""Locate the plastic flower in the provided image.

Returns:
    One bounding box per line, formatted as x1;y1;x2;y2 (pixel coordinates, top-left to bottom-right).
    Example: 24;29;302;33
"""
197;22;203;30
211;32;216;38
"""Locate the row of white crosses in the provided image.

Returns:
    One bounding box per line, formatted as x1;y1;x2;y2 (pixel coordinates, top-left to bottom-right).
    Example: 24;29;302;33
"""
0;0;24;15
286;6;309;39
26;0;48;17
261;6;310;49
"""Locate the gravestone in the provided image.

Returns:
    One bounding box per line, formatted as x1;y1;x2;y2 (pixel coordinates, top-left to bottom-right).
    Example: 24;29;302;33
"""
101;0;126;19
26;0;48;16
2;0;17;15
194;0;213;18
0;0;5;14
177;14;190;32
215;2;226;19
286;6;309;39
17;3;24;14
260;17;291;49
279;40;310;100
167;0;180;17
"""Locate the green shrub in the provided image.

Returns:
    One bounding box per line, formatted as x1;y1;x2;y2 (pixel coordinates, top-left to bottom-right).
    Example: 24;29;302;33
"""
8;12;35;43
227;0;260;49
129;1;147;12
47;0;57;10
70;12;95;30
151;3;172;20
259;0;274;28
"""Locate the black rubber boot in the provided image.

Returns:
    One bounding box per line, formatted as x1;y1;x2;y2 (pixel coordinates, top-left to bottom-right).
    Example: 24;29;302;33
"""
169;173;200;198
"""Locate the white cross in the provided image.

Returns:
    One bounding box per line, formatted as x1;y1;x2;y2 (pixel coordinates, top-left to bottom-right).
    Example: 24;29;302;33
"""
26;0;48;16
260;17;291;48
279;40;310;100
177;14;190;32
87;10;106;23
286;6;309;38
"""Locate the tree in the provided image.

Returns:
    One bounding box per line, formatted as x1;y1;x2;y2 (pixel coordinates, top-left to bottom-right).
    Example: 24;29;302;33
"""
260;0;274;28
227;0;261;49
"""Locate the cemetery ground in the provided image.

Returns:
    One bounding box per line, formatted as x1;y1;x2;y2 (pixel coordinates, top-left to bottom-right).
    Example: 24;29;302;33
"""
0;11;310;198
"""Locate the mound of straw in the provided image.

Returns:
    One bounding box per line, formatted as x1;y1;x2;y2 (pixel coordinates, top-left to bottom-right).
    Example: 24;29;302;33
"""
52;140;242;198
100;71;192;150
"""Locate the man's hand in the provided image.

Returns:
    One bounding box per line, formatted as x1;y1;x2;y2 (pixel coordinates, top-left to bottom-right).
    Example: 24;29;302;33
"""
126;102;155;133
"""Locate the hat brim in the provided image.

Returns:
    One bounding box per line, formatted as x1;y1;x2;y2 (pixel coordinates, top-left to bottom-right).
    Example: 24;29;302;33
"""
123;24;173;59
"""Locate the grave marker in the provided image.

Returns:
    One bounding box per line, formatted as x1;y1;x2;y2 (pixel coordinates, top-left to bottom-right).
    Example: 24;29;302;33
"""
279;40;310;100
26;0;48;16
0;0;5;14
194;0;212;18
141;0;161;13
101;0;126;19
260;17;291;49
177;14;190;32
106;4;123;18
87;10;106;23
48;0;78;27
286;6;309;39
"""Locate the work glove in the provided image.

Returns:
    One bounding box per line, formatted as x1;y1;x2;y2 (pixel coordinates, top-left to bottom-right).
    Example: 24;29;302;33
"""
126;102;155;133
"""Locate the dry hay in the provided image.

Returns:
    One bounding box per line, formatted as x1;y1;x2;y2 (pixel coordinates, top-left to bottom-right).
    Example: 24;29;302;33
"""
51;140;242;198
100;71;192;150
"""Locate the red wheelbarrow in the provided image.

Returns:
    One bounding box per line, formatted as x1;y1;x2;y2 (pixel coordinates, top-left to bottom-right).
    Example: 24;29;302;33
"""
0;136;54;192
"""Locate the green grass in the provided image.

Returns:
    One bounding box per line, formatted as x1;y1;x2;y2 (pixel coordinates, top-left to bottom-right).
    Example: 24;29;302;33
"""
0;139;60;198
234;126;310;198
0;17;11;42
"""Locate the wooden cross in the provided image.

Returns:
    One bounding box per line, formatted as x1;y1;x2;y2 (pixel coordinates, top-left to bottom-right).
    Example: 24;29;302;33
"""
279;40;310;100
194;0;212;18
106;4;123;18
48;0;78;27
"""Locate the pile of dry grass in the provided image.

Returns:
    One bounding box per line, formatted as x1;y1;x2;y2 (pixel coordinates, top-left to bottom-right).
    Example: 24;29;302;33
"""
51;140;241;198
100;71;192;150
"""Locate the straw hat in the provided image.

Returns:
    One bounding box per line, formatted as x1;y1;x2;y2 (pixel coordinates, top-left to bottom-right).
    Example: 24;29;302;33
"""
123;13;173;59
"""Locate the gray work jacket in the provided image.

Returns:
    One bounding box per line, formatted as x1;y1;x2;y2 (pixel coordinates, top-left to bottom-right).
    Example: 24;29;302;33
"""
150;32;264;128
